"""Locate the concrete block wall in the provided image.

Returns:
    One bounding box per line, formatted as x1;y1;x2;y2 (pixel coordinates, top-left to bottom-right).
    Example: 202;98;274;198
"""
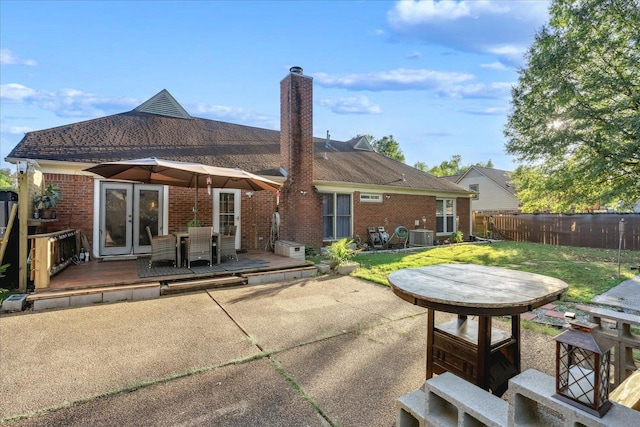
31;283;161;311
396;370;640;427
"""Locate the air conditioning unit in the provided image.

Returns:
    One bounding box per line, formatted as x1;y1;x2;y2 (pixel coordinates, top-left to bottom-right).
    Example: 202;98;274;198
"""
409;229;434;247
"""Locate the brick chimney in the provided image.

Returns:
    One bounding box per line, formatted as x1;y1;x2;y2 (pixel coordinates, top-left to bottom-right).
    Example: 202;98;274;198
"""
279;66;322;248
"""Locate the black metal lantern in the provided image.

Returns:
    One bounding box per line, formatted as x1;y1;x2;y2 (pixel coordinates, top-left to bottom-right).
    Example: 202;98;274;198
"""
553;320;613;418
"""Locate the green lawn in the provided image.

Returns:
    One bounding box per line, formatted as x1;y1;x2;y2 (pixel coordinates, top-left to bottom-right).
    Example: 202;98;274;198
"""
351;241;639;303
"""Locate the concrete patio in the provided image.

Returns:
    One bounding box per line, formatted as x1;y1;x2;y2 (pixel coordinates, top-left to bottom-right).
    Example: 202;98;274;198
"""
0;275;560;426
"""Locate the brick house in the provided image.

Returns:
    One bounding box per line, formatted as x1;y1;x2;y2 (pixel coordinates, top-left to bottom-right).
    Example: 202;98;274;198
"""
7;67;472;258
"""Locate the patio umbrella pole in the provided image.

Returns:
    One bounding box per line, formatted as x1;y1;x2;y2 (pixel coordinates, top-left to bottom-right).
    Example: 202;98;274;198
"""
194;177;198;225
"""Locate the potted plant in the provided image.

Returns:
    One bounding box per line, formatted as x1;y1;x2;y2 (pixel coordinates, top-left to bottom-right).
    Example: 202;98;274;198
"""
187;219;201;227
33;184;61;219
325;237;361;275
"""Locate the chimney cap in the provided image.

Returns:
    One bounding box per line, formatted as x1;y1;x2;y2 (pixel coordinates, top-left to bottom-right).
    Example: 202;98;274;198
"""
290;66;303;75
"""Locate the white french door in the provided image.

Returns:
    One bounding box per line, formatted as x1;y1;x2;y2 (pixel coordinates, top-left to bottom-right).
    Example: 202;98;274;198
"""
99;182;165;256
213;189;240;248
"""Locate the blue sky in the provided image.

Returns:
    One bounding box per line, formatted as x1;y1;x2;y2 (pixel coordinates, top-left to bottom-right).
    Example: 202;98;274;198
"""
0;0;550;173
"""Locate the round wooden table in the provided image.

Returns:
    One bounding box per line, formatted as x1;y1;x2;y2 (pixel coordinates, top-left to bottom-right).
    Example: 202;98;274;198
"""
388;263;568;395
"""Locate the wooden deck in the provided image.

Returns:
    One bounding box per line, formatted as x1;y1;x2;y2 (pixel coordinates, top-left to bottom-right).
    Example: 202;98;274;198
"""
44;250;311;292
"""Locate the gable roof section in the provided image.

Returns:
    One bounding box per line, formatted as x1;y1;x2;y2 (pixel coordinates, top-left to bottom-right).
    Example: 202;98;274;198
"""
7;91;469;194
134;89;192;119
457;166;516;196
345;136;374;151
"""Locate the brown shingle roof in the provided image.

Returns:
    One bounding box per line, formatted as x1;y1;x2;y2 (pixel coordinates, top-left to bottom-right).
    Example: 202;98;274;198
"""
8;110;467;193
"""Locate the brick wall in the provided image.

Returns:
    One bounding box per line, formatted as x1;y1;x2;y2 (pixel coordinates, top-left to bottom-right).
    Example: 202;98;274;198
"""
40;173;94;249
353;193;471;244
239;190;278;250
456;196;471;239
168;186;213;231
353;193;438;241
279;68;323;250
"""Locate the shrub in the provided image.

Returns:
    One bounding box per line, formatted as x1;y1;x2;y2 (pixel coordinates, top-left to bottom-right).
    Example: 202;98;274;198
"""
325;238;361;269
450;231;464;243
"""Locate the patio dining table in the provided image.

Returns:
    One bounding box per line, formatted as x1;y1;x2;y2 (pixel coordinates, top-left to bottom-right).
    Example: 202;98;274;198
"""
388;263;568;396
174;231;221;267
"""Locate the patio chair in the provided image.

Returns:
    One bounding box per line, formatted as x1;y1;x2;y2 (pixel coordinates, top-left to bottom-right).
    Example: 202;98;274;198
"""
146;226;176;269
186;226;213;268
219;225;238;261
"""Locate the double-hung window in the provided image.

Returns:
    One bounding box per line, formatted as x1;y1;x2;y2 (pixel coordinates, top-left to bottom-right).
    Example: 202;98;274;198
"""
322;193;352;241
469;184;479;200
436;199;455;234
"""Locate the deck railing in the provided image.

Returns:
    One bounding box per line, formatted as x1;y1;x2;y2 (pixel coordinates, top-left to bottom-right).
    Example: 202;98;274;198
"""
29;229;79;289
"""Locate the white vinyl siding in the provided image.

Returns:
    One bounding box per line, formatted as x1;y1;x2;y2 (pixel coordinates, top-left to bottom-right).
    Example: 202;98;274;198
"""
459;169;519;212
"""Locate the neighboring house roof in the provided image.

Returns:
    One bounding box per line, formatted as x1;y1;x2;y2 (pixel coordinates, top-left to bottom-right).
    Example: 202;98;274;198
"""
7;90;469;194
457;166;515;197
441;174;462;183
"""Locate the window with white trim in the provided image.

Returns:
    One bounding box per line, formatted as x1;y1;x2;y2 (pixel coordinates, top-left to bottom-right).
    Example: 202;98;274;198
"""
322;193;352;240
436;199;456;233
359;193;382;203
469;184;479;200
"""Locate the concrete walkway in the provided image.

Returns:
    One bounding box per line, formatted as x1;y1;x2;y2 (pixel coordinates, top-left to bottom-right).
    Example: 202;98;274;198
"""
592;274;640;312
0;276;559;426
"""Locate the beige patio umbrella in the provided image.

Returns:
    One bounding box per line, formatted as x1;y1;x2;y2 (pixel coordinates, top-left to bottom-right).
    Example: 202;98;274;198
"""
84;157;280;223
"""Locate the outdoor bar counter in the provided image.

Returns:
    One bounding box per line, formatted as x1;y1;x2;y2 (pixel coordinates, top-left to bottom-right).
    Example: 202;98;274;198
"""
388;263;568;396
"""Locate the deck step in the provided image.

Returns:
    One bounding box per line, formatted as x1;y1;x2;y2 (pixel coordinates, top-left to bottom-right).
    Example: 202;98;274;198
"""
162;276;247;295
26;282;161;311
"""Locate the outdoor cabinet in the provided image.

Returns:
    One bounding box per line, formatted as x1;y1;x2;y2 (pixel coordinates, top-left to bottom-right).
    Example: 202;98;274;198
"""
429;314;519;396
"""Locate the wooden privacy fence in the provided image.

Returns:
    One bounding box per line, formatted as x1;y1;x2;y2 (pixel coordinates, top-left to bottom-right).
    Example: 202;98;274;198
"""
473;213;640;251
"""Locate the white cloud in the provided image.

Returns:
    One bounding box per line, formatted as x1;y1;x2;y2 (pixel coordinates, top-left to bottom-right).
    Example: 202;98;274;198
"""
313;68;474;91
0;83;138;117
443;81;513;99
390;0;476;22
0;83;38;100
313;68;511;99
0;49;37;66
480;61;508;71
191;103;276;128
7;126;32;135
386;0;549;65
319;96;382;115
461;106;508;116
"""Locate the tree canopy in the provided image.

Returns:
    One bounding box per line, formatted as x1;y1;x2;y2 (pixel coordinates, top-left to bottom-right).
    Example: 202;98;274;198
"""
0;168;16;191
366;135;405;163
415;155;494;177
504;0;640;212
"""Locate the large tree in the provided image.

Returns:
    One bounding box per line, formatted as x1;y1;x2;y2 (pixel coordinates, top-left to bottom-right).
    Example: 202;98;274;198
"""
368;135;405;163
416;155;494;177
504;0;640;212
0;168;16;191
